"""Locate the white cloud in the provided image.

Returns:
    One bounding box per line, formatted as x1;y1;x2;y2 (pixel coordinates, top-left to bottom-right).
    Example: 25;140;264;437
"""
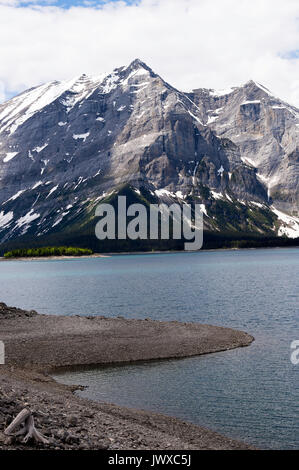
0;82;5;102
0;0;299;105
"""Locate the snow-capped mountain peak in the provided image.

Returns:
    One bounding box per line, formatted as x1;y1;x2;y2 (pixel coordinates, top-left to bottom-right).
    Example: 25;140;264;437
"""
0;59;298;248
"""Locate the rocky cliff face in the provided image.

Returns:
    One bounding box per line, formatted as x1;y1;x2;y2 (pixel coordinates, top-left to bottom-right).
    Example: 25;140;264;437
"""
0;59;298;249
190;80;299;212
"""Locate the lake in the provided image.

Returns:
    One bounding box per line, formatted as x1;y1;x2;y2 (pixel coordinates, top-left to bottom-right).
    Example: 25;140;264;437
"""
0;248;298;449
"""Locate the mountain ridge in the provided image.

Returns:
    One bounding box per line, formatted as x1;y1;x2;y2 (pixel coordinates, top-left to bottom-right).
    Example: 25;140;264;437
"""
0;58;298;250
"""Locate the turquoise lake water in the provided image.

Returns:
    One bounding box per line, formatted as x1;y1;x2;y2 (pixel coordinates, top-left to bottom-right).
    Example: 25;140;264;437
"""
0;248;298;449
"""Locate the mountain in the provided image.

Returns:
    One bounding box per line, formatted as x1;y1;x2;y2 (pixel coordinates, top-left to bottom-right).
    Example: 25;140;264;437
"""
0;58;298;252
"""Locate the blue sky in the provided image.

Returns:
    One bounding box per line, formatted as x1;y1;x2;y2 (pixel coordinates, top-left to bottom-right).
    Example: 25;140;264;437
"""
281;49;299;60
1;0;299;106
18;0;138;7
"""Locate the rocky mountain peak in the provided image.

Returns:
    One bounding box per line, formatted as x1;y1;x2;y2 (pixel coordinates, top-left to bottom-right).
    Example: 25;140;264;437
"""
0;61;298;249
128;58;150;71
240;80;275;100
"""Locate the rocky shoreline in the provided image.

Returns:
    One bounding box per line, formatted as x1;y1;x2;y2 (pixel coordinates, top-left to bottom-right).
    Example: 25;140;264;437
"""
0;302;254;450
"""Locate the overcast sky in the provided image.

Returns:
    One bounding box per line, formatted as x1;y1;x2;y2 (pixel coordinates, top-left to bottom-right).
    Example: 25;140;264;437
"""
1;0;299;105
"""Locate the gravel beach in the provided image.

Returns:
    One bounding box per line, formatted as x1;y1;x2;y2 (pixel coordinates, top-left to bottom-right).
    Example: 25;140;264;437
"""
0;302;254;450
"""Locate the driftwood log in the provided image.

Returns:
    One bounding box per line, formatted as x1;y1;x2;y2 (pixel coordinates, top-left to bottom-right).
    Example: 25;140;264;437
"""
4;408;49;444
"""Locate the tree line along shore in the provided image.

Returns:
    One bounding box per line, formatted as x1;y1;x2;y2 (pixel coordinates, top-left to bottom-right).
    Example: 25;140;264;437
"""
3;246;93;258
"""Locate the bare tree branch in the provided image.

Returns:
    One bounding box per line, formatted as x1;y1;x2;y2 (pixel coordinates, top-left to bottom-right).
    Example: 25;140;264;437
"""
4;408;49;445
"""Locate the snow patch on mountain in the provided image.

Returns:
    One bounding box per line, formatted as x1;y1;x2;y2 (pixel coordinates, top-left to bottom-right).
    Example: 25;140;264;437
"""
4;190;25;203
199;204;208;216
46;185;59;198
188;110;203;125
155;188;176;198
3;152;18;162
0;80;82;134
207;115;218;124
0;210;13;228
250;201;265;208
0;72;110;134
241;100;261;105
211;191;224;200
122;67;149;88
210;87;235;97
73;132;89;142
272;207;299;238
241;156;257;167
32;181;43;190
100;72;120;94
15;209;40;230
33;143;48;153
53;211;69;227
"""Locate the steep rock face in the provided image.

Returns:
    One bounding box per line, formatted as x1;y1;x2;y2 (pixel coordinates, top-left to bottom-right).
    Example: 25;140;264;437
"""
0;60;298;248
190;80;299;214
